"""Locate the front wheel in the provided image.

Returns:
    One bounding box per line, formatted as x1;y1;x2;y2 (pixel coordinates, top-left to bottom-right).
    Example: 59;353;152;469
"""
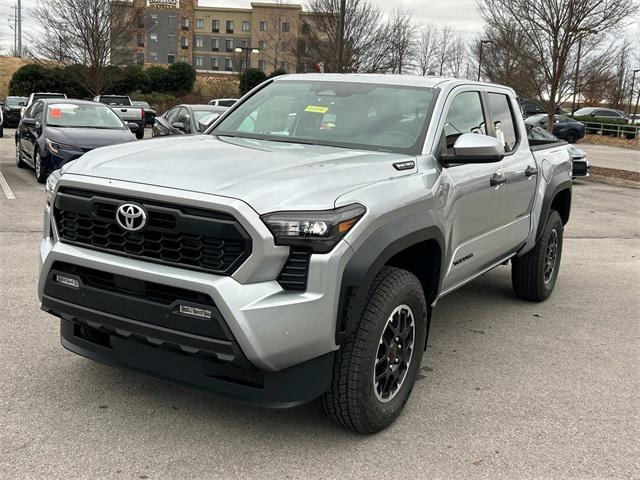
34;149;48;184
512;210;563;301
322;267;428;433
136;127;144;140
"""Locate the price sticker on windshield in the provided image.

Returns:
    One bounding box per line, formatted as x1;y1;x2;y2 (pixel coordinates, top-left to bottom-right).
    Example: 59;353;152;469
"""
305;105;329;114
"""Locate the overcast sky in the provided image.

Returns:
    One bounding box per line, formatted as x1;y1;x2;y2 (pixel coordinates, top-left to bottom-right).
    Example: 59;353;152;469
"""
0;0;638;54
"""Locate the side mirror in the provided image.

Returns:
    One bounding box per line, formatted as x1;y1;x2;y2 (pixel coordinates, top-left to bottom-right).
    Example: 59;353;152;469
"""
21;117;36;127
127;122;139;132
172;121;186;132
441;133;505;166
197;113;221;132
18;102;26;106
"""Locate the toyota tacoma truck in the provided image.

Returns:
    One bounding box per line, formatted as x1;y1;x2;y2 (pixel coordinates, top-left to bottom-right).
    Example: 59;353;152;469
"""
93;95;145;139
39;75;572;433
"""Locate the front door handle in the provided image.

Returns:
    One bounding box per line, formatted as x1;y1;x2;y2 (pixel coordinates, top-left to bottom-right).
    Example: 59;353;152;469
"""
525;165;538;177
490;172;507;188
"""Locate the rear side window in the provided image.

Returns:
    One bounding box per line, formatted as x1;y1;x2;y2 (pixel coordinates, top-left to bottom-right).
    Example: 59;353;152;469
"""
442;91;486;154
487;93;518;152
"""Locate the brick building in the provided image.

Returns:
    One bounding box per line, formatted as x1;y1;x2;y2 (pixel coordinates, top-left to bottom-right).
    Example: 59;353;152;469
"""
114;0;312;76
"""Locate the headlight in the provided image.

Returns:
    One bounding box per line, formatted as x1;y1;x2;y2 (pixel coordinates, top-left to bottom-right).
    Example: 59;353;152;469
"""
45;169;62;206
261;204;366;253
46;138;81;154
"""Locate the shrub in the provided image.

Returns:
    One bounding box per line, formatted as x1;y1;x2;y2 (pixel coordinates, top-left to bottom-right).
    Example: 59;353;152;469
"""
572;115;637;139
132;92;177;115
166;62;196;94
239;68;266;95
192;77;240;99
105;65;149;95
268;69;288;79
8;64;49;95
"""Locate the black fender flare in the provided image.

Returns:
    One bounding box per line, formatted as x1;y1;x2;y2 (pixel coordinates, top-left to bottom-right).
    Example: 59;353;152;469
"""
336;220;444;345
536;179;572;239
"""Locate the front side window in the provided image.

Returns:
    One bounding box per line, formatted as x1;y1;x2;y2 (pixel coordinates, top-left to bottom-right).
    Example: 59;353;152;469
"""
46;103;124;129
487;92;518;152
442;91;486;154
212;81;436;154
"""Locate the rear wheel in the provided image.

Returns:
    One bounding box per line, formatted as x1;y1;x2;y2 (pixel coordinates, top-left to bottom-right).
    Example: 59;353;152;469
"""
136;127;144;139
15;140;27;168
512;210;563;301
566;130;578;143
322;267;428;433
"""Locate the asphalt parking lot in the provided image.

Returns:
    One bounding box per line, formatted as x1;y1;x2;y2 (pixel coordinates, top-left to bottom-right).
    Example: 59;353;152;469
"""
1;128;639;479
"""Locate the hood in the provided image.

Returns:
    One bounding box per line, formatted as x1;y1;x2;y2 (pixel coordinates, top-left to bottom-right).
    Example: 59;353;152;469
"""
63;135;417;213
47;127;136;150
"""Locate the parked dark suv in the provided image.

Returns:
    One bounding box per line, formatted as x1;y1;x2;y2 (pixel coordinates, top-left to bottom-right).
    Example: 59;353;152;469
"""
2;96;28;128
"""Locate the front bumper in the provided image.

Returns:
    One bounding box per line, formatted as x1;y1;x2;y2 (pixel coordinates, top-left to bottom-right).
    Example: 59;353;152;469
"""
39;175;352;377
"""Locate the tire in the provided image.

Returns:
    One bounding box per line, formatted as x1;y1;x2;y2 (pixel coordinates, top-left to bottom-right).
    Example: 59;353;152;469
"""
512;210;563;302
34;148;47;184
322;267;428;434
15;140;27;168
566;130;578;143
136;127;144;140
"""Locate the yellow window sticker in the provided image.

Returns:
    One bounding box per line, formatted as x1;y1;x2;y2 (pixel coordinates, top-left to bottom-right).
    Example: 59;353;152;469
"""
305;105;329;114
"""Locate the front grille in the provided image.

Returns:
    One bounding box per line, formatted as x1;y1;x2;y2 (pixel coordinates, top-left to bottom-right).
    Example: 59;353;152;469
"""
54;188;251;275
572;161;589;177
277;247;311;291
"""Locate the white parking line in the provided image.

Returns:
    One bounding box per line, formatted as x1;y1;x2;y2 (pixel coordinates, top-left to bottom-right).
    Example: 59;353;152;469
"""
0;172;16;200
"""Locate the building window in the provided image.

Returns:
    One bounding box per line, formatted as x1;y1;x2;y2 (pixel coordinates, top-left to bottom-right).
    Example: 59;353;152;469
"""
212;20;220;32
195;56;203;67
280;41;289;51
137;15;144;28
258;60;266;71
195;37;203;48
260;21;267;31
225;39;233;52
168;15;176;26
168;54;175;64
149;52;158;63
241;40;249;48
137;34;144;47
280;61;288;72
150;14;158;26
181;37;189;48
212;57;219;70
282;22;290;32
258;40;266;50
136;53;145;65
150;33;158;44
182;17;190;29
226;20;234;34
225;58;233;71
196;18;204;29
212;39;219;51
242;21;250;32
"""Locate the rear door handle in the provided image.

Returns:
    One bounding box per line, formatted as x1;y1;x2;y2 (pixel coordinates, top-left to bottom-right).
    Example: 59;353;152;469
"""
490;172;507;188
525;165;538;177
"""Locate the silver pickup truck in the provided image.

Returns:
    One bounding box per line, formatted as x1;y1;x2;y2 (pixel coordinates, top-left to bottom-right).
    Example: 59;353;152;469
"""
93;95;145;139
39;75;572;433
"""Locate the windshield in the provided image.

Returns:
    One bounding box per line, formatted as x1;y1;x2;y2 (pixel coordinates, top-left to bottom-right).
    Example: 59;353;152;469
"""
46;103;125;129
212;81;436;154
6;97;27;107
574;108;595;116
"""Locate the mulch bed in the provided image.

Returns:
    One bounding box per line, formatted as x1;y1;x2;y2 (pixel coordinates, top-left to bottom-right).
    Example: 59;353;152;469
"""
589;166;639;182
580;134;639;151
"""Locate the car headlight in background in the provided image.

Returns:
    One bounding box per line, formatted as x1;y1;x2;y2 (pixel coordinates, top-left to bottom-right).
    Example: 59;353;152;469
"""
46;138;81;155
261;204;366;253
45;169;62;206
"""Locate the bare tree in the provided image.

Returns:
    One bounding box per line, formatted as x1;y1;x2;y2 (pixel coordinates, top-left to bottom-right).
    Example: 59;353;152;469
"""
435;27;453;76
258;0;297;71
300;0;392;73
29;0;134;95
388;8;417;74
479;0;639;131
416;25;440;76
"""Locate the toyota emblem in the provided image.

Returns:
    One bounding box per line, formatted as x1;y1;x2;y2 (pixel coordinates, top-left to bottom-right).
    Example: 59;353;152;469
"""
116;203;147;232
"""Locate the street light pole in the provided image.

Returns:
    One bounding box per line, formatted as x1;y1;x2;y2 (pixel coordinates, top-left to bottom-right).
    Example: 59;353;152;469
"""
234;46;260;75
571;29;598;114
477;40;492;81
628;69;639;116
337;0;346;73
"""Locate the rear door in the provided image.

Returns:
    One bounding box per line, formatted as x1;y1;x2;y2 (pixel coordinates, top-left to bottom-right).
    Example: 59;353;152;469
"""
484;91;536;253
